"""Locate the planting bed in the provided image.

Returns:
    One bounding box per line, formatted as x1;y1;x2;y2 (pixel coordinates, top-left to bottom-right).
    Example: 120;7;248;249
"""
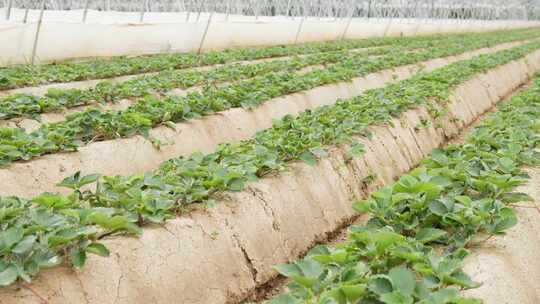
0;28;539;304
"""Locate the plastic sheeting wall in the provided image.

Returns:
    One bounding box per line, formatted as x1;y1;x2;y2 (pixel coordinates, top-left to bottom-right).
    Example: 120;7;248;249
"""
0;9;539;66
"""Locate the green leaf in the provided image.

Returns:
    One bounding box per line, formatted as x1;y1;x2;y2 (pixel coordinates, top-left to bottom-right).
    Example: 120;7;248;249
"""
227;177;245;192
0;227;24;249
11;235;37;255
32;193;73;209
79;174;101;187
48;236;74;248
274;263;302;278
347;142;365;158
498;157;515;172
490;208;518;234
428;200;448;216
341;284;367;301
306;245;330;257
269;294;300;304
422;275;441;289
0;265;18;287
86;243;110;257
369;275;393;295
500;192;533;204
164;121;177;130
429;287;459;303
430;176;452;188
291;275;317;288
454;196;472;206
70;249;87;269
276;259;324;288
447;271;480;289
56;171;81;189
372;231;405;251
389;266;416;296
380;291;414;304
430;149;449;165
415;228;447;244
392;192;413;203
56;171;100;190
89;213;141;234
299;151;317;166
353;200;371;213
296;259;323;278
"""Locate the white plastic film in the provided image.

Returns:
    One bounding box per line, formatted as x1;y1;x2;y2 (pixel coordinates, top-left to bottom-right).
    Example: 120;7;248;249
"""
0;9;539;66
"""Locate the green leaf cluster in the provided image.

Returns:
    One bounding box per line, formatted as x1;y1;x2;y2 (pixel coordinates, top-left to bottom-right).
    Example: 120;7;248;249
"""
0;193;138;287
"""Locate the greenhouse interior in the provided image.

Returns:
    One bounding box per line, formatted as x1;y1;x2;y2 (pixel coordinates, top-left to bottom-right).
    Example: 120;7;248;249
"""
0;1;539;304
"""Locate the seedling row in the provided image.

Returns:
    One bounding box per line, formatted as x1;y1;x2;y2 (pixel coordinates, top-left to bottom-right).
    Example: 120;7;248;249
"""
0;33;462;90
0;30;538;167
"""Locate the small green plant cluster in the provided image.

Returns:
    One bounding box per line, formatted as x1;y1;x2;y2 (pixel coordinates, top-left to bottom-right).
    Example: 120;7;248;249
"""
1;39;539;287
268;76;540;304
0;172;141;287
0;33;451;90
0;31;538;166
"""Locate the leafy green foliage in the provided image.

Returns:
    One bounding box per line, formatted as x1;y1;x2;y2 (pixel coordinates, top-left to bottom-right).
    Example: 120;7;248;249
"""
0;195;136;286
83;41;540;222
0;33;450;90
267;69;540;304
0;47;389;120
1;29;540;166
4;29;537;120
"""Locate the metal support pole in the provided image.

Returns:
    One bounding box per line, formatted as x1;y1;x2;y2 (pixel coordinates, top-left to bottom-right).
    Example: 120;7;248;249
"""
285;0;292;18
383;17;393;37
197;12;213;54
139;0;147;22
82;0;90;23
340;1;355;40
341;15;353;40
413;3;423;37
185;0;191;22
5;0;12;21
196;1;203;22
294;17;305;44
31;1;46;65
23;8;29;23
177;0;185;12
435;13;443;34
334;0;340;21
413;21;421;36
254;0;259;20
225;0;231;21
